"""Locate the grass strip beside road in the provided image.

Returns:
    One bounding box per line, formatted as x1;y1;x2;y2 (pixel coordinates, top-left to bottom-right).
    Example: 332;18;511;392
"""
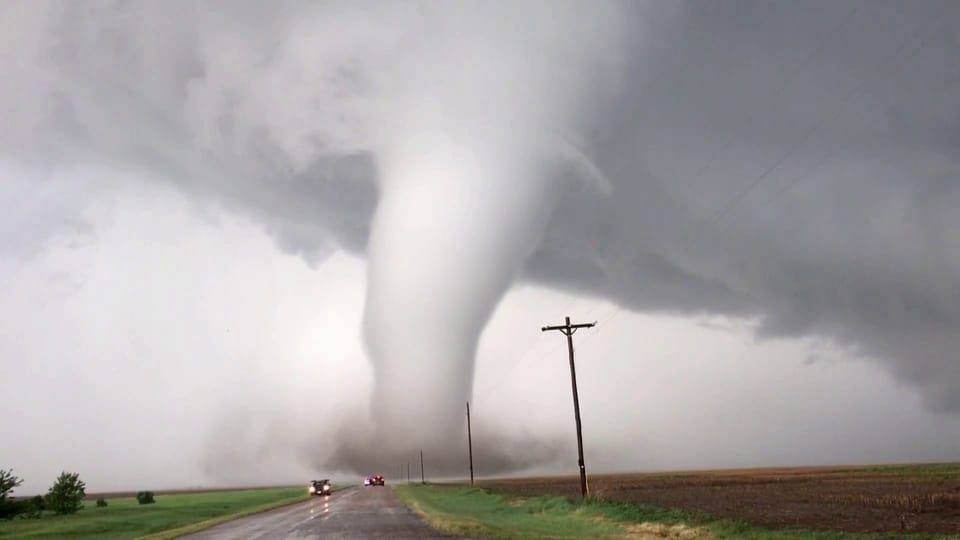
394;484;627;539
136;488;315;540
0;487;308;540
394;484;947;540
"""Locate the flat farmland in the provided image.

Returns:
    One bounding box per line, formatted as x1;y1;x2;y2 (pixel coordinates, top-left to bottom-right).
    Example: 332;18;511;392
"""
481;464;960;535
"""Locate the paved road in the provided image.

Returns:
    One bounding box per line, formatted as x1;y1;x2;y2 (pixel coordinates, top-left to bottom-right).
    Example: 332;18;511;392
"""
181;486;456;539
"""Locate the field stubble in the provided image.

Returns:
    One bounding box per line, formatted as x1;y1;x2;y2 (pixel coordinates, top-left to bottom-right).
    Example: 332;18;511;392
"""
481;465;960;535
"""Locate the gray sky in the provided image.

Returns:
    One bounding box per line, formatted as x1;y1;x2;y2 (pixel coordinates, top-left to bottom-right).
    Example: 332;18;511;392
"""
2;1;959;493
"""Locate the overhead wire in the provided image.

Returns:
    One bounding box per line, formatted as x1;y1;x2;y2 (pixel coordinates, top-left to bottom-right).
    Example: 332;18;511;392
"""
472;291;581;401
475;4;939;401
704;17;935;230
680;1;865;198
473;3;866;402
566;11;940;357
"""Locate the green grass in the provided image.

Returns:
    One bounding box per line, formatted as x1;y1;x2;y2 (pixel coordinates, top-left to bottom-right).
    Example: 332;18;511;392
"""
395;484;947;540
578;499;944;540
394;484;625;539
0;487;308;539
832;464;960;475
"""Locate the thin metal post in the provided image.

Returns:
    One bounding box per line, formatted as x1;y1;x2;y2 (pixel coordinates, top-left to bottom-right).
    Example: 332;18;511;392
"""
467;402;475;485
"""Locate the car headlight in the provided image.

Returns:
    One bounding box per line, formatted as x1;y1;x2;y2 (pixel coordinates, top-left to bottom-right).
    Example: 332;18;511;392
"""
308;485;316;493
323;484;331;491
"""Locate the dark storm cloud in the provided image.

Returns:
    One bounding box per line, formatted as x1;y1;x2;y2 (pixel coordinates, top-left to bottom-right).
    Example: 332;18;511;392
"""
2;0;959;447
525;0;960;409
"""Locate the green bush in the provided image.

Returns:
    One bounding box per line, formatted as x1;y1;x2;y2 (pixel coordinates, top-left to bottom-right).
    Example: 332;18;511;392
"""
0;469;25;520
19;496;45;519
136;491;156;505
0;469;22;501
0;499;30;520
96;498;108;508
45;472;86;515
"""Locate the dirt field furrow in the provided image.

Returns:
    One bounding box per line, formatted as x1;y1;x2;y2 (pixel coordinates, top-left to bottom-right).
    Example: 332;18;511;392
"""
482;464;960;534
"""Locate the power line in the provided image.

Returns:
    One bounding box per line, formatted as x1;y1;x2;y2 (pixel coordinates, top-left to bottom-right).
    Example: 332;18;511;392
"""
480;5;937;408
473;291;620;403
474;7;870;403
680;1;866;197
703;18;935;229
570;15;940;349
513;5;877;366
472;293;588;402
757;21;940;210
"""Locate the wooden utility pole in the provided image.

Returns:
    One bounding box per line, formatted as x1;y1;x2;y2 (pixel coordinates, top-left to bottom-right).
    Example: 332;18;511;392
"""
420;450;425;484
466;402;475;485
542;316;596;498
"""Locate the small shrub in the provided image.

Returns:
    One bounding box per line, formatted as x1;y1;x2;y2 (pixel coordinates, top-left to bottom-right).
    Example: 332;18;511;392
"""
136;491;156;505
20;496;44;519
0;469;24;520
0;499;30;520
26;495;46;517
96;498;108;508
45;472;86;515
0;469;23;502
0;501;17;521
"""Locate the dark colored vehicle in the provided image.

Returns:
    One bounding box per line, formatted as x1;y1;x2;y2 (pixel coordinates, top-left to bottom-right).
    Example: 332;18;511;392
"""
309;479;332;496
363;474;385;486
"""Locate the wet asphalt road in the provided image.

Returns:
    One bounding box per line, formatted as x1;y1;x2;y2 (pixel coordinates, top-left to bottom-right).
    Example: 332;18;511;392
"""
181;486;456;539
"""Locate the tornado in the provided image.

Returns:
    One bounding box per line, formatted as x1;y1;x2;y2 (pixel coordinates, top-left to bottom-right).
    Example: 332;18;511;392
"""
346;2;636;470
5;0;638;475
363;129;553;457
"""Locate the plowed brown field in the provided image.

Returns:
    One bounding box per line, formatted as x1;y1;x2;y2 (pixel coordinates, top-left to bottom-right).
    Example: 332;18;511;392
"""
481;465;960;535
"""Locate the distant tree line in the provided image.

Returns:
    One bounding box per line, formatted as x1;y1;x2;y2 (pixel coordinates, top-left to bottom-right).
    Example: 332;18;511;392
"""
0;469;87;519
1;468;158;520
1;469;87;519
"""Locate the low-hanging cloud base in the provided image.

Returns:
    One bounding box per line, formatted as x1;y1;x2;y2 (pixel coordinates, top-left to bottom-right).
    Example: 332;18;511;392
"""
323;418;567;479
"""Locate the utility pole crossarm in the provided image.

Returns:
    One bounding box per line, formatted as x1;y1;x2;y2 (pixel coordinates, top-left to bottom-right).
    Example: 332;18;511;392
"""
541;315;596;499
541;321;596;333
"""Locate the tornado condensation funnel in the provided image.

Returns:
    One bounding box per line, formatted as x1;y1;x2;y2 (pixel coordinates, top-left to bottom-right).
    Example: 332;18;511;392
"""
363;129;550;455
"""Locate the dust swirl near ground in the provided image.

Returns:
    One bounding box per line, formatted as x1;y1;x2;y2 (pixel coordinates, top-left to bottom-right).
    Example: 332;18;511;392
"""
321;419;567;479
